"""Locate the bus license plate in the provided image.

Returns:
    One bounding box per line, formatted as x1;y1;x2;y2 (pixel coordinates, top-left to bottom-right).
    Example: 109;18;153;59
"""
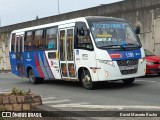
125;66;134;70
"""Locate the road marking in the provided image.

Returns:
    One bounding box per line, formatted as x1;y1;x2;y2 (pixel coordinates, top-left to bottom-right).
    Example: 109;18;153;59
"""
50;102;89;107
42;97;56;100
43;99;71;104
136;80;157;83
49;104;160;110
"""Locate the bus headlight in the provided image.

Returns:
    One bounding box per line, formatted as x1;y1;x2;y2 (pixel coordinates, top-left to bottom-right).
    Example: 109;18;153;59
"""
99;60;115;67
140;57;145;63
105;71;109;77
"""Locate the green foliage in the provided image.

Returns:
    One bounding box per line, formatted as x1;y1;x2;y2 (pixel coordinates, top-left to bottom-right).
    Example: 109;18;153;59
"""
11;88;28;96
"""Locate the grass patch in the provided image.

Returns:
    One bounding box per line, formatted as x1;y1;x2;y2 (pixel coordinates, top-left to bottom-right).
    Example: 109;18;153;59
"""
11;87;28;96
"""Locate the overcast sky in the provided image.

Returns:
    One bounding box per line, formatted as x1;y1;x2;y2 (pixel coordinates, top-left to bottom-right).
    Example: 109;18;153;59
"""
0;0;122;26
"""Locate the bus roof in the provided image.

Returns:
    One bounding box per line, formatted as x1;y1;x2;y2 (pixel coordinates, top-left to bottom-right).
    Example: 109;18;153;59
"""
11;16;125;33
85;16;125;22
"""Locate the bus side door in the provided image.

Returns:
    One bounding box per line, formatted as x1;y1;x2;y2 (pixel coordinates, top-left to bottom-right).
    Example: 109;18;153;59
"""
59;24;77;79
15;35;25;77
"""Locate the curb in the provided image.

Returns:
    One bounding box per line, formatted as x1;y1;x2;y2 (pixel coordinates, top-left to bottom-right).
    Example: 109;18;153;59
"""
31;104;160;119
31;105;95;120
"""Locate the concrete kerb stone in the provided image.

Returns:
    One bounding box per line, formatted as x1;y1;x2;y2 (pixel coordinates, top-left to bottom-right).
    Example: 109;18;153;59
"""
31;105;94;120
31;104;160;120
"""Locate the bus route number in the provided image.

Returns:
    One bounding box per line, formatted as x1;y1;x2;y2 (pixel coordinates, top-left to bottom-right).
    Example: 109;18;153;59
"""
126;52;134;58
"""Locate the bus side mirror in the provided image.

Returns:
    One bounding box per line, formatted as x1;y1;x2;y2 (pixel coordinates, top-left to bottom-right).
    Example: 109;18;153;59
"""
135;26;140;34
78;27;90;36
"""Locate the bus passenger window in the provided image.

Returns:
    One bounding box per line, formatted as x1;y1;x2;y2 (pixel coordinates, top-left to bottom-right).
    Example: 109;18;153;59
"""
24;31;33;50
45;27;58;50
33;30;43;49
11;33;15;52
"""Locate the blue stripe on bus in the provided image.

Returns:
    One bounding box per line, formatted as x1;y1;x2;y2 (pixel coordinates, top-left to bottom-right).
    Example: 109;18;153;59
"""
39;53;49;78
21;51;55;79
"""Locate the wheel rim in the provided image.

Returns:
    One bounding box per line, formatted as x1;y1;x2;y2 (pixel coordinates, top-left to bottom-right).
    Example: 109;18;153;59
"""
29;70;34;83
82;74;91;87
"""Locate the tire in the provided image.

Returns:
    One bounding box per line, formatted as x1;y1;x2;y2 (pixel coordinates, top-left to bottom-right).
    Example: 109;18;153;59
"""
157;73;160;76
123;78;135;85
37;78;44;84
28;69;44;84
81;70;96;90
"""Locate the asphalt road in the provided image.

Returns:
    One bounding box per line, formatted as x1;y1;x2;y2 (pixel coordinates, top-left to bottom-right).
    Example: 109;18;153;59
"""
0;73;160;110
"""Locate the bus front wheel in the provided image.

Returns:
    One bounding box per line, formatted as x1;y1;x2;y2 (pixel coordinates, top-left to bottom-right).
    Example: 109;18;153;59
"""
122;78;135;85
28;69;44;84
81;70;96;90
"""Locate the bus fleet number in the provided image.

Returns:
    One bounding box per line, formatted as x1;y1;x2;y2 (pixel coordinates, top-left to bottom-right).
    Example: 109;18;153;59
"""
126;52;134;58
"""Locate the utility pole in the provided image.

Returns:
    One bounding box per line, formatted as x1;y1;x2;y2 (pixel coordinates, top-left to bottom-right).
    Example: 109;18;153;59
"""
57;0;60;14
36;16;39;20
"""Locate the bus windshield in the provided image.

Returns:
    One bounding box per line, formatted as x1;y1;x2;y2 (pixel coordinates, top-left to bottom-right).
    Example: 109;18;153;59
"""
89;21;141;49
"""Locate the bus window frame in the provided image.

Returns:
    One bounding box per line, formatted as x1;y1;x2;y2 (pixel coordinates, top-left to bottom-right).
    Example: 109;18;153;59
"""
45;26;58;50
24;31;34;51
33;29;44;50
74;22;94;51
24;26;58;52
11;33;16;52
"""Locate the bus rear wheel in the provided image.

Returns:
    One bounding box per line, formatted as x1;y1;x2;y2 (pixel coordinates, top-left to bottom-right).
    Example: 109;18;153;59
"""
81;70;96;90
122;78;135;85
28;69;44;84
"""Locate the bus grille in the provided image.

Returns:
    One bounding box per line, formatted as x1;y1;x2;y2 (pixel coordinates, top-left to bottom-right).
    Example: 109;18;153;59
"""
120;69;137;75
117;59;138;75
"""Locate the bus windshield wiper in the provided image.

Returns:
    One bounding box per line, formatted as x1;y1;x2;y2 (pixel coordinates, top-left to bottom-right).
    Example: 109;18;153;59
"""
118;43;141;50
125;43;141;48
125;43;137;46
99;45;120;48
